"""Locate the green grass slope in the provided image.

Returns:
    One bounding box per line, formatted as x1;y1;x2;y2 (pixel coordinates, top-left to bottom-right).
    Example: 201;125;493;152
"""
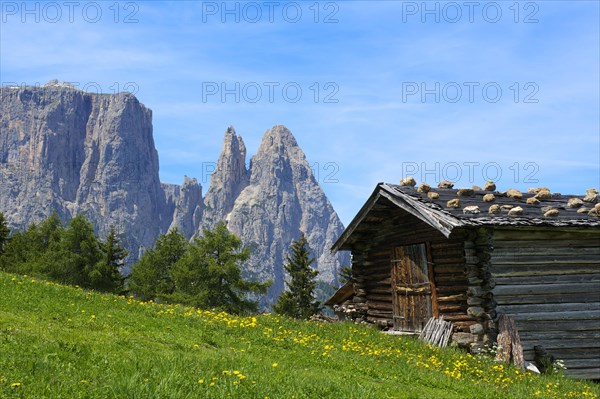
0;272;597;399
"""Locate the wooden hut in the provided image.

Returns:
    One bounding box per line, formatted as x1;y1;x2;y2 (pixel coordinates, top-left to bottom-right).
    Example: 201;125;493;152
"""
331;180;600;379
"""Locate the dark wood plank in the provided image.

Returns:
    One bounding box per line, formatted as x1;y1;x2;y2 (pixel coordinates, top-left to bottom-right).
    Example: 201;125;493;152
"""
493;282;600;296
516;319;600;332
497;302;600;314
494;274;600;285
513;310;600;321
494;293;598;305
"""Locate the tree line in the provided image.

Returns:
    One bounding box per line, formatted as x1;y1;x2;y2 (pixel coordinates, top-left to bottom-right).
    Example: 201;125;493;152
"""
0;211;126;292
0;212;323;318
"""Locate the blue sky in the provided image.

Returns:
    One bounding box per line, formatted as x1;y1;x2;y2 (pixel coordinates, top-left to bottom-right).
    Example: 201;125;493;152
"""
1;1;599;225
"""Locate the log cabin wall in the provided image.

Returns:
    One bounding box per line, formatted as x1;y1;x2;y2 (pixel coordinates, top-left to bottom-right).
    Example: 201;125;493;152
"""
489;227;600;380
350;201;477;333
429;236;477;332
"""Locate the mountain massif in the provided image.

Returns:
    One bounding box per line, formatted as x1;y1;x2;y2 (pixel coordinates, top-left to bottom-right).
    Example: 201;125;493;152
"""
0;82;349;303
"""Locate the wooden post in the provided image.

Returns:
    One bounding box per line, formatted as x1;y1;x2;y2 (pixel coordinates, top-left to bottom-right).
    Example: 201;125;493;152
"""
494;314;525;369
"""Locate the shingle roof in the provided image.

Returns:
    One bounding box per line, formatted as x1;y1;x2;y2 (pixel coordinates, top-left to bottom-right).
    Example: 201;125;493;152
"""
386;183;600;228
332;181;600;252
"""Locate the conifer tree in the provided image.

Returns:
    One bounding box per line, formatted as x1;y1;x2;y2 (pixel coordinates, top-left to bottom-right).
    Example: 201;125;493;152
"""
273;234;320;319
128;228;188;301
170;222;271;314
338;266;353;285
92;226;128;293
50;214;103;286
0;212;9;255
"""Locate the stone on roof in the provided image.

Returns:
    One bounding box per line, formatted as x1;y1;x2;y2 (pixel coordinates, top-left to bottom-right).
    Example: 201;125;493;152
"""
583;189;598;203
489;204;501;214
508;206;524;216
417;183;431;193
567;198;584;208
399;176;417;187
438;180;454;189
506;189;523;199
447;198;461;208
534;189;552;200
483;181;496;191
483;194;495;202
464;205;480;214
457;188;475;197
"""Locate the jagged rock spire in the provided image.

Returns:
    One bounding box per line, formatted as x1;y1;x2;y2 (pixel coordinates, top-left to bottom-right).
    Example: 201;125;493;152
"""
223;125;348;306
202;126;249;228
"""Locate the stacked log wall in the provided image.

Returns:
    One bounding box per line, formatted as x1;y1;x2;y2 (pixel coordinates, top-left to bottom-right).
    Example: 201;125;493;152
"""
429;238;476;332
489;228;600;379
350;208;476;332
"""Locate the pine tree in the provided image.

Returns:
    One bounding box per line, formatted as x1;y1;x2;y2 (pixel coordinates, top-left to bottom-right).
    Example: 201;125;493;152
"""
48;214;103;287
18;212;65;277
338;266;353;284
39;211;63;249
91;226;128;293
170;222;271;314
273;234;320;319
0;212;9;255
128;228;188;301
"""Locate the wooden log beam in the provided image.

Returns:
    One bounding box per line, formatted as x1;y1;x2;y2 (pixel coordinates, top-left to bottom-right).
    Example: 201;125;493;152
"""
494;273;600;285
436;294;468;302
366;294;393;303
492;255;600;264
492;266;600;277
495;292;600;305
493;282;600;296
497;302;599;314
515;319;600;332
512;310;600;321
366;301;394;311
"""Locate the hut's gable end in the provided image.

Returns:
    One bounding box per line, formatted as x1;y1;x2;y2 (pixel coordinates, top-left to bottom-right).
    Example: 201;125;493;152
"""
489;228;600;380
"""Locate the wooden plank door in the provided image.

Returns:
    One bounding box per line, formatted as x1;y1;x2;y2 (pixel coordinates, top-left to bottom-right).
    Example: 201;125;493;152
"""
391;244;433;332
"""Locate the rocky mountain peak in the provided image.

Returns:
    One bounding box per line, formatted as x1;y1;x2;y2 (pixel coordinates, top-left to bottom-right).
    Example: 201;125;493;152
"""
224;125;348;305
202;126;249;228
222;125;247;160
255;125;302;159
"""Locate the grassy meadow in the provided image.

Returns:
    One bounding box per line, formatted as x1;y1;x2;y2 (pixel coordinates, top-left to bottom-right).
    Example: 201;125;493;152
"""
0;272;598;399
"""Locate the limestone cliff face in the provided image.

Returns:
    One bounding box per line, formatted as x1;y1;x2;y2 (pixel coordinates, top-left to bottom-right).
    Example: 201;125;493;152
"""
0;84;169;260
163;177;203;238
0;84;348;303
214;125;349;304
